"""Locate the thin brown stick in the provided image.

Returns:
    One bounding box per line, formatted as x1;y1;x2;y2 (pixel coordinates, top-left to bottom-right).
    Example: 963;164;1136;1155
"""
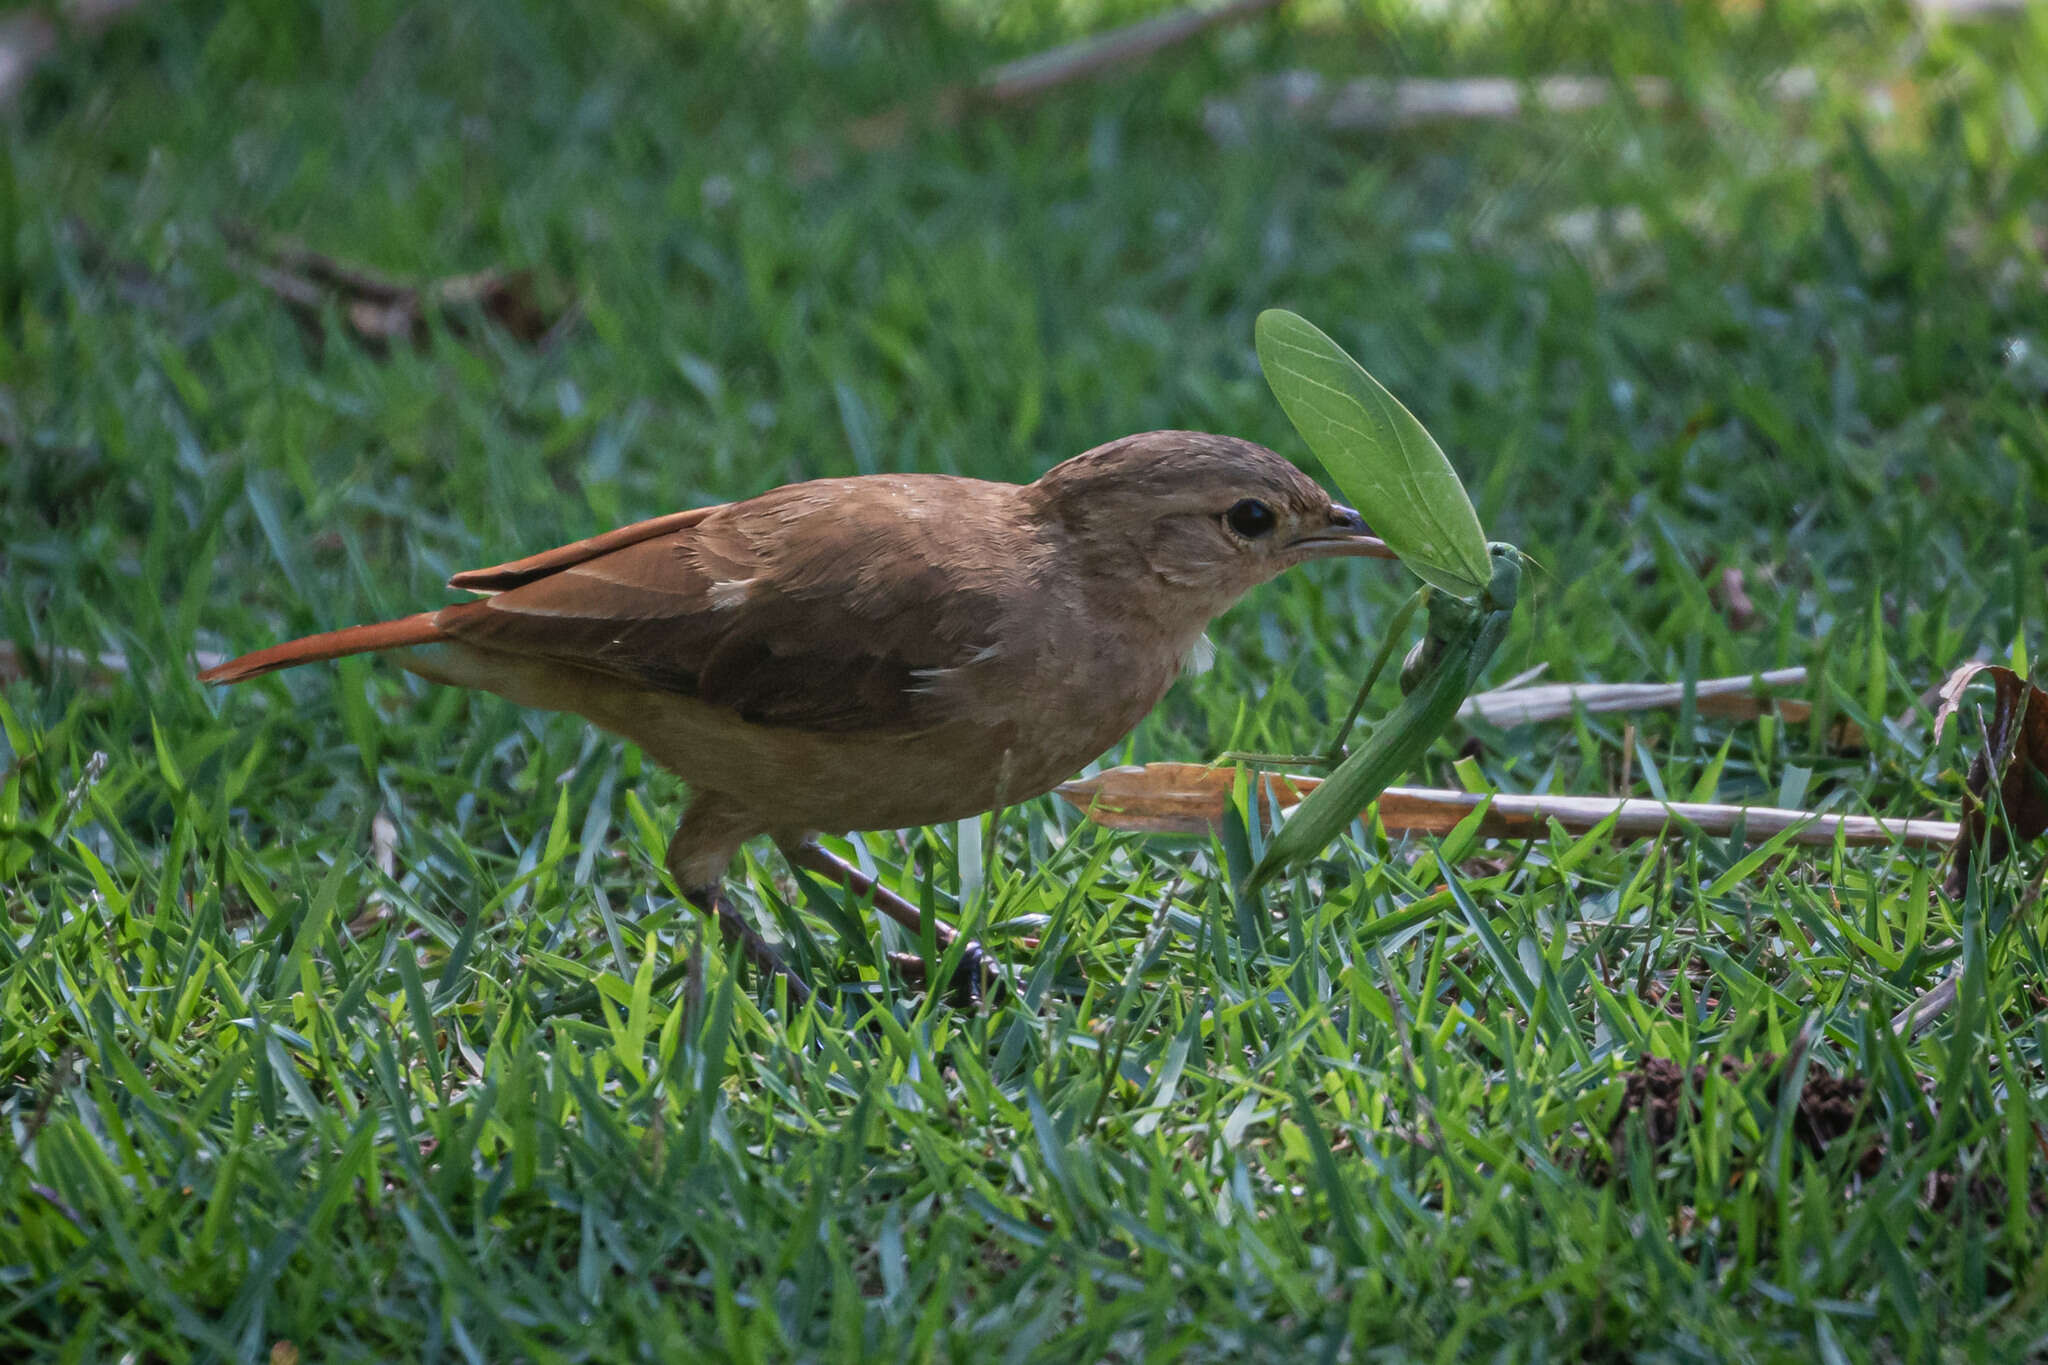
780;838;956;944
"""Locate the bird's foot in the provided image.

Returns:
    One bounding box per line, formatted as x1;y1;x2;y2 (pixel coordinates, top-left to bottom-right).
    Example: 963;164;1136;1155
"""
779;838;1010;1006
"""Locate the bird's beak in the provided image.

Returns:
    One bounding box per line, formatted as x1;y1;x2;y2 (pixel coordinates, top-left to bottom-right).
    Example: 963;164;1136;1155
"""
1287;504;1398;561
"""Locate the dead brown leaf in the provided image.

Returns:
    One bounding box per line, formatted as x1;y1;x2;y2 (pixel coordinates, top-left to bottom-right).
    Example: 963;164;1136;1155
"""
1935;662;2048;896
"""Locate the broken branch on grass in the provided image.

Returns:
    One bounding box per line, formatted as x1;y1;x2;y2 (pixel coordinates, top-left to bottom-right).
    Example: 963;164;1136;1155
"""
1236;667;1856;763
1459;666;1817;728
1203;68;1820;141
848;0;1284;150
1892;975;1959;1038
220;220;569;354
1058;761;1959;848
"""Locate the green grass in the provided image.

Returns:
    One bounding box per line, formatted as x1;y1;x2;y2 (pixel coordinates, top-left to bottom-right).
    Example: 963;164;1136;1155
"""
7;0;2048;1358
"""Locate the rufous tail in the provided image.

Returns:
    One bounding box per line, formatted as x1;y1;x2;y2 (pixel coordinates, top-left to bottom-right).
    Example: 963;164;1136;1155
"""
198;611;446;684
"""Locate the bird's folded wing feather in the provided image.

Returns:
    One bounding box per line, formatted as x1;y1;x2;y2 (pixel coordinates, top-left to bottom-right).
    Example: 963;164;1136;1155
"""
448;506;720;591
437;483;1013;733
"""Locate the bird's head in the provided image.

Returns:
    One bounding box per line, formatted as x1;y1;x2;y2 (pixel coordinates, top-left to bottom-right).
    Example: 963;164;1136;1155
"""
1030;430;1394;621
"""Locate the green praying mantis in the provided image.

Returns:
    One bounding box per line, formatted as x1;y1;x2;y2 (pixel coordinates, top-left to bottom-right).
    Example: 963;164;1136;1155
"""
1243;309;1522;890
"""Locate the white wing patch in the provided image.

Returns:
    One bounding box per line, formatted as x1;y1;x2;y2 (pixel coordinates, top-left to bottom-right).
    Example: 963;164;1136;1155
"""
908;642;1004;695
707;577;757;610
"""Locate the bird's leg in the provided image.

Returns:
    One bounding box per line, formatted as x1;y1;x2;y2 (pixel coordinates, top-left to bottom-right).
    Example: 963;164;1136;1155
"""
681;883;812;1008
778;838;1006;1005
780;838;954;941
667;799;810;1007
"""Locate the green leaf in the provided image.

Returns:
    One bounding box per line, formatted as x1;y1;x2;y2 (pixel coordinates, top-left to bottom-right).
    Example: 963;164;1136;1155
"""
1256;308;1490;598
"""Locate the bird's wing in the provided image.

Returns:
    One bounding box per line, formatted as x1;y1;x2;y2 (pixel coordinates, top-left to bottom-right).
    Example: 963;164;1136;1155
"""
447;506;722;592
437;479;1017;733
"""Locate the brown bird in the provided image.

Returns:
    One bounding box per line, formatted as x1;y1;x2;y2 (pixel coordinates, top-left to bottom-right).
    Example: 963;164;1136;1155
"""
200;430;1393;1003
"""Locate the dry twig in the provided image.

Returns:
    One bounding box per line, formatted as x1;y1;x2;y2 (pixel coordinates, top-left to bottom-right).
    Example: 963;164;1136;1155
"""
1459;666;1812;728
221;220;568;354
1059;762;1959;848
848;0;1284;150
1204;68;1819;142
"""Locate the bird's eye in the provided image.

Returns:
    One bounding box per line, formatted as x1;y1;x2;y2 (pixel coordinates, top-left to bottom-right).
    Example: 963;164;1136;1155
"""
1224;499;1277;539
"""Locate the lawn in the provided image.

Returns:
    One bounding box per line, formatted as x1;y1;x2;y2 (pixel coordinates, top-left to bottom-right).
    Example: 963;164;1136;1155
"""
6;0;2048;1358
